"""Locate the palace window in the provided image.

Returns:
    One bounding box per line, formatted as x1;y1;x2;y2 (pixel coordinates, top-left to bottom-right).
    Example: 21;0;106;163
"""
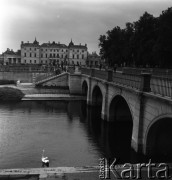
35;53;36;57
30;53;31;57
34;60;36;63
82;54;84;59
24;53;26;57
77;55;79;59
73;54;74;59
30;60;32;63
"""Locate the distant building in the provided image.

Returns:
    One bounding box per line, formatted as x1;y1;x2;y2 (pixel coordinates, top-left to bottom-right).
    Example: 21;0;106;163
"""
0;54;4;65
21;38;88;65
2;48;21;65
86;52;101;67
21;38;40;64
68;40;88;66
40;41;68;65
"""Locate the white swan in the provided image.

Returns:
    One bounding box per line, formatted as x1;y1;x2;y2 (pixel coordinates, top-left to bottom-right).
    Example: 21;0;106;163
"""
41;149;49;167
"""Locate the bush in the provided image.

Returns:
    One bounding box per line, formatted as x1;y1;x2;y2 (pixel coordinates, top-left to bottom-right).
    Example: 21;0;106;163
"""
0;87;24;101
0;79;17;85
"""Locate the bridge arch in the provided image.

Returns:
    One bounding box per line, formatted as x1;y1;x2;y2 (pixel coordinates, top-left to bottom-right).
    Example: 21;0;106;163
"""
144;114;172;161
108;94;134;160
109;95;133;123
92;85;103;108
82;80;88;96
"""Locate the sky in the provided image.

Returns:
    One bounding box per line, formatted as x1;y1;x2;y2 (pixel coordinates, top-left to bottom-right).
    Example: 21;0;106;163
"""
0;0;171;54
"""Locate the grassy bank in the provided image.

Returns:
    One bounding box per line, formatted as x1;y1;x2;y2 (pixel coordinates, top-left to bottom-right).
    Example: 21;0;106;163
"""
0;87;24;101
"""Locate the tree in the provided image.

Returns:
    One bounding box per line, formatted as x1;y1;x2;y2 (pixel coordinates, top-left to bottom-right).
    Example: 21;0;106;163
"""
99;27;125;66
98;7;172;68
153;7;172;68
122;22;134;66
133;12;158;67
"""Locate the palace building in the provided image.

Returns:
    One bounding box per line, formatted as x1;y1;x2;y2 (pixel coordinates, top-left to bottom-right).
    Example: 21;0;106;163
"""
2;48;21;65
86;51;101;67
21;38;88;65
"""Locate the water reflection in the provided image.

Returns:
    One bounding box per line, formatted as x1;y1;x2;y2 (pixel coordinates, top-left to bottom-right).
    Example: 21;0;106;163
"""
80;102;147;164
0;100;149;169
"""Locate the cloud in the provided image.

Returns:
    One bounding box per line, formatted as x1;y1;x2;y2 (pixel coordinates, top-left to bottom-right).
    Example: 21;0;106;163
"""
0;0;172;53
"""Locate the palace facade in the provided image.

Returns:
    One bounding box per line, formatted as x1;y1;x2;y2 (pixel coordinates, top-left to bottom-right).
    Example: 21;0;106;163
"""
21;38;88;65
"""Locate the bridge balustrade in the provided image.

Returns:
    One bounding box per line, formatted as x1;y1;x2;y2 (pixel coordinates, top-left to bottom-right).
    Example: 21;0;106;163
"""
150;76;172;97
80;67;91;76
93;69;108;80
81;68;109;80
81;67;144;90
112;72;142;90
35;72;55;83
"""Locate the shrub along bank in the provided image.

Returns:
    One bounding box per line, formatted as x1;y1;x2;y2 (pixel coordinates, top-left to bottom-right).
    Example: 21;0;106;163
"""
0;87;24;101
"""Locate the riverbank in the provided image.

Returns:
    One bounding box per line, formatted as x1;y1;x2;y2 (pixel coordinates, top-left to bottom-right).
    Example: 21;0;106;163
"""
1;164;172;179
23;94;86;101
0;84;85;101
0;166;100;180
0;84;70;95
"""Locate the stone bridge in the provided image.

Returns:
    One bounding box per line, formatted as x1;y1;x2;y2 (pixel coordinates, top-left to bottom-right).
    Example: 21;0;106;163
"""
35;67;172;158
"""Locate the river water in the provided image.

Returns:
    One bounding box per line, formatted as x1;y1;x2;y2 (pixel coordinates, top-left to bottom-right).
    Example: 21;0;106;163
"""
0;101;147;169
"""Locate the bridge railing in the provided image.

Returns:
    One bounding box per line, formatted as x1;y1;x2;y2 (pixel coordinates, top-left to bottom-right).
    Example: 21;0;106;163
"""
34;72;55;83
150;76;172;97
81;67;148;91
112;72;142;90
81;68;109;80
81;67;172;97
93;69;108;80
80;67;91;76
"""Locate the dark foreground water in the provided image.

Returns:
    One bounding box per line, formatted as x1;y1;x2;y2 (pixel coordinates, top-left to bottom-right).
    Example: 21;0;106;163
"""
0;101;147;169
